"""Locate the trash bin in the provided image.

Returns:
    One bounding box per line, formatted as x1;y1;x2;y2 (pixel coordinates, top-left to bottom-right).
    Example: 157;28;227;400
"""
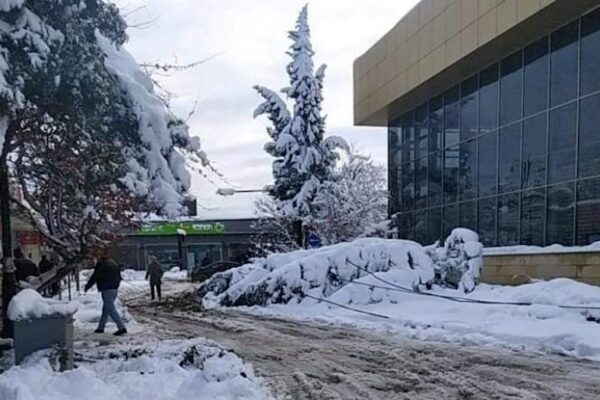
8;289;77;370
13;312;75;369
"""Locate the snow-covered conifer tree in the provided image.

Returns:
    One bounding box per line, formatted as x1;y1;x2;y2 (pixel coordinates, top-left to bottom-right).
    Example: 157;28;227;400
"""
254;5;347;218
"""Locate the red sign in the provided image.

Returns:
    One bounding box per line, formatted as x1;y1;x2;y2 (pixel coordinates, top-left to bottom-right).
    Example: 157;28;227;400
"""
18;231;40;245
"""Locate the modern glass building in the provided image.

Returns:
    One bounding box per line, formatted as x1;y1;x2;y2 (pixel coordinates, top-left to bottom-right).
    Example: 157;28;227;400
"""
354;0;600;247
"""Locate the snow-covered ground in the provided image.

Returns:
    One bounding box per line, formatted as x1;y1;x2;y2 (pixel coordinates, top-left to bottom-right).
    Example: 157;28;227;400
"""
198;236;600;362
232;279;600;361
0;339;272;400
0;268;274;400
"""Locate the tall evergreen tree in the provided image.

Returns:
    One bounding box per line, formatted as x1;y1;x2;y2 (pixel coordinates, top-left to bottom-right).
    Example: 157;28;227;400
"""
254;5;347;218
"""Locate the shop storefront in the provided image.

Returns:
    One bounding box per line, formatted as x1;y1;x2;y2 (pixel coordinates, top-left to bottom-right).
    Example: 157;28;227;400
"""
110;219;256;271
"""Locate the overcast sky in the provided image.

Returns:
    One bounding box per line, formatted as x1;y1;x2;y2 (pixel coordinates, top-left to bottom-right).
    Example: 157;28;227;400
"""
114;0;419;219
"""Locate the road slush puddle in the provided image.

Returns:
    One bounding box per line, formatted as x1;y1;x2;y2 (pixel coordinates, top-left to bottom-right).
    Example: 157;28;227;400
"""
128;293;600;400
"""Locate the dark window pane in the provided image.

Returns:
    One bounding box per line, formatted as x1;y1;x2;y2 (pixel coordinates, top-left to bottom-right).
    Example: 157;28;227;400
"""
522;114;547;189
428;207;442;244
428;152;443;207
524;37;549;116
548;103;576;184
443;204;458;239
460;75;478;141
459;138;477;200
498;123;521;193
400;162;415;212
415;210;428;244
577;177;600;245
581;8;600;96
444;86;460;148
459;201;477;232
500;51;523;126
550;21;579;107
480;64;499;134
478;197;497;246
498;193;520;246
578;94;600;178
429;95;444;153
399;213;416;241
444;145;459;204
389;126;400;215
478;131;498;196
401;111;415;164
546;183;575;245
521;188;546;246
415;158;428;210
415;104;429;160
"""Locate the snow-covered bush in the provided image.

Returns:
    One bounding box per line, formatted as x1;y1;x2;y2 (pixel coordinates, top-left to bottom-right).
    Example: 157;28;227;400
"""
425;228;483;293
198;239;435;307
199;230;485;307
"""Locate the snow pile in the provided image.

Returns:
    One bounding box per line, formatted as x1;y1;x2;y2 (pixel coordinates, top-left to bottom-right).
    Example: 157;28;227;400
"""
427;228;484;293
8;289;78;321
198;238;435;307
163;267;188;282
0;339;273;400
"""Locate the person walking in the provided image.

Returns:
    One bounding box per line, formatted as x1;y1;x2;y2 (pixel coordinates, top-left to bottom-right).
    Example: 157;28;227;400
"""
13;248;39;282
84;254;127;336
146;256;163;301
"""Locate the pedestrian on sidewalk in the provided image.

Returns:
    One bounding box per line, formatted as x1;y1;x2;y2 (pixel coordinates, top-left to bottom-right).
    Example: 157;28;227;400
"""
13;248;39;283
146;256;163;301
84;254;127;336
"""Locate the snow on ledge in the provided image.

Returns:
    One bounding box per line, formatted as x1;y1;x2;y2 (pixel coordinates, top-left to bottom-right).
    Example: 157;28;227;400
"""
8;289;78;321
484;242;600;256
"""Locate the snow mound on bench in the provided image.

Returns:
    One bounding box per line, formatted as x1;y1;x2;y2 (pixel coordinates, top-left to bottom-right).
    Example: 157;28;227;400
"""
198;238;436;307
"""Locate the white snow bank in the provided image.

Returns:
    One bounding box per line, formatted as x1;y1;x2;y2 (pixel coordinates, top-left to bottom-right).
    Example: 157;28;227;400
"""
485;241;600;255
199;238;436;307
244;278;600;361
0;339;273;400
8;289;77;321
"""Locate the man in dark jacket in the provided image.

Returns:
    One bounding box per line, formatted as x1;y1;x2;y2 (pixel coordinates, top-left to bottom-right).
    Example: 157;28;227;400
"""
38;255;54;275
84;256;127;336
14;248;39;282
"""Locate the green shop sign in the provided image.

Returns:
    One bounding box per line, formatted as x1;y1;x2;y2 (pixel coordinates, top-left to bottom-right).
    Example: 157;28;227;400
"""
138;222;226;236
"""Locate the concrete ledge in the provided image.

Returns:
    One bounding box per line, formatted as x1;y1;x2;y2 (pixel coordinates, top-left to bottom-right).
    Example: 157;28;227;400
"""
482;252;600;286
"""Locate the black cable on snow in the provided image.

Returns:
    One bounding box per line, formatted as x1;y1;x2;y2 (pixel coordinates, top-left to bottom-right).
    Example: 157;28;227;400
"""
343;259;600;311
303;293;390;319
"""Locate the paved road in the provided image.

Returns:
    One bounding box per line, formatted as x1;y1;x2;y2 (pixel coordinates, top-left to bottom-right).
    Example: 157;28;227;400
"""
129;297;600;400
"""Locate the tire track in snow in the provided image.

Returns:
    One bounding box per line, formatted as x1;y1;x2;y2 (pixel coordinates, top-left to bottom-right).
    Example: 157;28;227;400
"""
129;299;600;400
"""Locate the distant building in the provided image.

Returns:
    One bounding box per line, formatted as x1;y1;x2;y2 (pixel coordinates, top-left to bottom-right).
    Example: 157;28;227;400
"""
110;219;256;271
354;0;600;248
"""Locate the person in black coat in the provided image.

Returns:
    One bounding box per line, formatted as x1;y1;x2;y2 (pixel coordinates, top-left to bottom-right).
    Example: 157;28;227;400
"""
13;248;39;282
38;255;54;275
84;256;127;336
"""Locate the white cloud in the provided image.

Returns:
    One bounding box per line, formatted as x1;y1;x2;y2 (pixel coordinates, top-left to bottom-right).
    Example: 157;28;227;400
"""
115;0;419;219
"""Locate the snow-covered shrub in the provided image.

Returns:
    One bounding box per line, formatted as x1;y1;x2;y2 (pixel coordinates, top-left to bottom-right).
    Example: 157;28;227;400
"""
198;239;435;307
425;228;483;293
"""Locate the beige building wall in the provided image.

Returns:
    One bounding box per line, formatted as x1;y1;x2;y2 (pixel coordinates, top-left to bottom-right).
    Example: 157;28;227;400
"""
483;253;600;286
354;0;599;126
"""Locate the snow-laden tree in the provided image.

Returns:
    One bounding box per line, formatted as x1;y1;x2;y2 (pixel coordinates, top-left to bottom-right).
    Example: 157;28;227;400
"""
252;148;388;254
0;1;209;259
311;150;387;245
253;5;347;218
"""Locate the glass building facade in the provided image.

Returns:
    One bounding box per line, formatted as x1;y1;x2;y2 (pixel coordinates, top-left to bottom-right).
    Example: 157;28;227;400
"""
389;8;600;247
